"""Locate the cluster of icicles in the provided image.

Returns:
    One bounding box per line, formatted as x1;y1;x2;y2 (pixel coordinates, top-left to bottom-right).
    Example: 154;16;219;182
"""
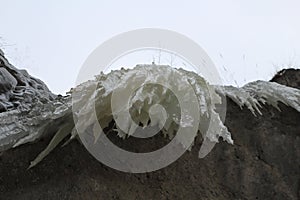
8;65;300;168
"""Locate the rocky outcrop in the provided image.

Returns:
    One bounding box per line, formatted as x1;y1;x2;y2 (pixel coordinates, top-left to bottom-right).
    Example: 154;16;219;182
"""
0;50;71;153
0;49;55;112
271;68;300;90
0;51;299;199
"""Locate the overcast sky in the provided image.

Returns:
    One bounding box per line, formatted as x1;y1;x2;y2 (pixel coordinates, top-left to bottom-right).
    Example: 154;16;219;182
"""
1;0;300;94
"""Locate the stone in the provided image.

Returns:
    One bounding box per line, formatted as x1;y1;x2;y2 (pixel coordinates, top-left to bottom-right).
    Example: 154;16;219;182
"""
0;68;17;93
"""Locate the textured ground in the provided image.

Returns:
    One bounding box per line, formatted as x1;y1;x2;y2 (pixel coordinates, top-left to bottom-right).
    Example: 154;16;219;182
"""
0;69;299;200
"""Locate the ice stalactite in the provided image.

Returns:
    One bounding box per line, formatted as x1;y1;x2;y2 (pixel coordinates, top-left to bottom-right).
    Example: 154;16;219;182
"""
1;60;299;168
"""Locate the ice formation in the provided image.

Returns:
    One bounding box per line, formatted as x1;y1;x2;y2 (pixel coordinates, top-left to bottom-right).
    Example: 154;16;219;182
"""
1;58;300;168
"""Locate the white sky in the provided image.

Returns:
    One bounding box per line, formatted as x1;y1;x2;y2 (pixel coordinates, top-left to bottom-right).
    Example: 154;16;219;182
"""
1;0;300;94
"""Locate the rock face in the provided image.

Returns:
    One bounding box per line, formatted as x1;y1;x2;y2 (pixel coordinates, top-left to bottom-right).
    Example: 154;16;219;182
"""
0;50;71;153
0;51;299;200
271;68;300;90
0;49;55;112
